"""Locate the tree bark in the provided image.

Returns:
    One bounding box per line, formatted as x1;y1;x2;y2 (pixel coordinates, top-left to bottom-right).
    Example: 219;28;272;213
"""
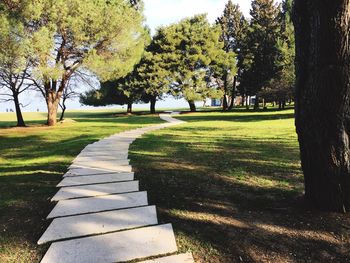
229;76;237;110
222;95;228;111
241;94;245;107
254;95;260;110
150;96;157;114
13;91;25;127
293;0;350;212
222;72;228;111
46;91;61;126
59;102;66;121
127;102;133;114
188;100;196;112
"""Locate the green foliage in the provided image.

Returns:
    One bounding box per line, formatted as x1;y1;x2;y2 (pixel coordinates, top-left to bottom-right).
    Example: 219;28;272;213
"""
216;0;246;54
240;0;281;103
80;71;143;108
216;1;244;106
259;0;295;106
155;15;235;106
1;0;147;125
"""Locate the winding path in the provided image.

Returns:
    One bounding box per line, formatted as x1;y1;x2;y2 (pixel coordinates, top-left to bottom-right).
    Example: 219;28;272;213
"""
38;114;194;263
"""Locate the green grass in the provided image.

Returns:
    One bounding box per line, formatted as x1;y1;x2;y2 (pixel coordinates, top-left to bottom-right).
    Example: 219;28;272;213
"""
0;110;163;263
130;109;350;262
1;108;349;262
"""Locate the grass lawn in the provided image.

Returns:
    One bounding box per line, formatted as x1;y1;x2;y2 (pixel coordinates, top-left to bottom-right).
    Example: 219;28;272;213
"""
1;108;349;263
0;110;163;263
129;109;350;263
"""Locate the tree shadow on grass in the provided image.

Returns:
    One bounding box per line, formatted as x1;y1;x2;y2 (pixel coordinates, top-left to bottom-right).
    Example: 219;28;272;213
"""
130;129;350;263
0;114;165;262
178;111;295;123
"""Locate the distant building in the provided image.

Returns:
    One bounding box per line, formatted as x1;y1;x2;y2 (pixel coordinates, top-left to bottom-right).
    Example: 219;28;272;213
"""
211;99;222;107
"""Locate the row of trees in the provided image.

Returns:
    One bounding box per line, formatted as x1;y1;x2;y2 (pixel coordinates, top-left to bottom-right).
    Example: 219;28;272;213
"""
0;0;146;126
225;0;295;110
82;0;295;112
0;0;294;126
81;15;235;113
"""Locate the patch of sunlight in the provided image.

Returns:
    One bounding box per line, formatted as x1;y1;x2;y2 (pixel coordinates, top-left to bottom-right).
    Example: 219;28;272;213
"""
1;170;61;177
171;209;250;229
255;223;340;245
129;150;168;157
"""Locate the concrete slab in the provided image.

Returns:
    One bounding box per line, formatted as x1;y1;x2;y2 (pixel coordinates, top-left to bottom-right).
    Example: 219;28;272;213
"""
69;161;131;171
77;151;129;157
71;159;130;166
81;150;129;153
73;156;129;162
40;224;177;263
47;191;148;218
57;173;134;187
63;166;132;177
140;253;194;263
38;206;158;244
83;143;130;148
52;181;139;201
70;159;129;168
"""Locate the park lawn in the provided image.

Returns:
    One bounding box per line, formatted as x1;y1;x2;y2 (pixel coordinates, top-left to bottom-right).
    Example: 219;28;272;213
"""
130;109;350;263
0;110;163;263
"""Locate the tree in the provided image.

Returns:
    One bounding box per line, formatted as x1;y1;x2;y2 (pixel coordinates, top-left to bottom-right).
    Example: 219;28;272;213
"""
0;9;32;127
293;0;350;212
135;34;170;114
159;15;228;112
259;0;295;109
3;0;147;126
80;70;143;114
59;83;79;121
216;1;246;110
241;0;280;109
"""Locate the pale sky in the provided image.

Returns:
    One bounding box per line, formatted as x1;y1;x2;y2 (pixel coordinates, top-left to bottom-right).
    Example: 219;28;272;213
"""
144;0;252;34
1;0;279;113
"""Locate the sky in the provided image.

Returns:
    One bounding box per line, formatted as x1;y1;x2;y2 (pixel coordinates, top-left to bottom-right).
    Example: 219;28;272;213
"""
144;0;252;35
0;0;273;113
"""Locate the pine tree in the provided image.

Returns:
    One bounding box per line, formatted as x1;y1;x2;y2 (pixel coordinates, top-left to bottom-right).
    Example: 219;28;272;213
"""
216;1;246;110
157;15;230;112
241;0;280;109
80;70;143;114
259;0;295;109
135;31;171;114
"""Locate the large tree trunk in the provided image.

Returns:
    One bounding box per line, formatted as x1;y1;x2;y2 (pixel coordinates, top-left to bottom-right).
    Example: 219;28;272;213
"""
222;95;228;111
47;101;59;126
293;0;350;212
13;91;25;127
228;76;237;110
188;100;196;112
45;82;65;126
127;102;133;114
150;96;157;114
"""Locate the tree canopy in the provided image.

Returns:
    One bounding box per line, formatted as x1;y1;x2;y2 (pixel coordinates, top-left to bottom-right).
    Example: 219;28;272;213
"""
1;0;147;125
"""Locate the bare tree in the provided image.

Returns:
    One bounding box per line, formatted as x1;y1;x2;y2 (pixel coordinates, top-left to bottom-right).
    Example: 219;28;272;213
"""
58;85;79;121
0;63;33;127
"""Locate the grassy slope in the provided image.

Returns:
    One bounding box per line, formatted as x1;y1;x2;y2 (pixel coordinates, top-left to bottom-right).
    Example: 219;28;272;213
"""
130;109;350;263
0;110;163;263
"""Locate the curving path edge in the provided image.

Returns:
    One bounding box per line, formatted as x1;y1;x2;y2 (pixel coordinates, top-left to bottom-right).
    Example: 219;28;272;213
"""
38;113;194;263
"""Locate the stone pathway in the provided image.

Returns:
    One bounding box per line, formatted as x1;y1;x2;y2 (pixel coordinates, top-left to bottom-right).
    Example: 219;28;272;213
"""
39;114;194;263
